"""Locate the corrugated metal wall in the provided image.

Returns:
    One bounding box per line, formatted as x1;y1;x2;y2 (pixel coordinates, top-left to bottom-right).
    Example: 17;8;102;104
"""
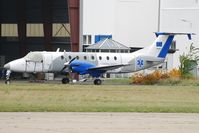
26;24;44;37
52;23;70;37
0;0;71;63
1;24;18;36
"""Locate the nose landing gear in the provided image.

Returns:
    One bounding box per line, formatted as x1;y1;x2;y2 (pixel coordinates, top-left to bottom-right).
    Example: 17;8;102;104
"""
5;70;11;84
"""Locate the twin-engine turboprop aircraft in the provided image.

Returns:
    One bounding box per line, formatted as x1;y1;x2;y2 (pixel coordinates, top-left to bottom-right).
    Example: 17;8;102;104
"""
4;32;193;85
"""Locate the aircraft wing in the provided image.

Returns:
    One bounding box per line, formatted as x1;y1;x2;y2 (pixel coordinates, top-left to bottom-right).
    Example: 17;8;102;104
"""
88;64;129;71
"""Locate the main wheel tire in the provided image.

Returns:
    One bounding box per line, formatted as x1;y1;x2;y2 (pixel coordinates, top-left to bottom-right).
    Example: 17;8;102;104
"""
62;78;70;84
5;80;10;84
94;79;102;85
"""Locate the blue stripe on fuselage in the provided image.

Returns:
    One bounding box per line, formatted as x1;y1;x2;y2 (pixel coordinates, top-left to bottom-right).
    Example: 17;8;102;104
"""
158;35;174;58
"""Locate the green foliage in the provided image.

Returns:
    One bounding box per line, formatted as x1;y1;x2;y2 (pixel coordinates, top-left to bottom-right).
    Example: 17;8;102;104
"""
179;43;199;78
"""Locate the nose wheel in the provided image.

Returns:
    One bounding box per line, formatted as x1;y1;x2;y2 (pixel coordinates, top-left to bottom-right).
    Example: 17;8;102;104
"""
94;79;102;85
5;70;11;84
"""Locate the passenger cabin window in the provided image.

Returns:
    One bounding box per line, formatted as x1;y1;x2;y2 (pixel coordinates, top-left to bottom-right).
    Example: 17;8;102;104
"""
76;56;79;59
91;56;95;60
99;56;102;60
114;56;117;60
107;56;109;60
84;56;87;60
69;56;72;60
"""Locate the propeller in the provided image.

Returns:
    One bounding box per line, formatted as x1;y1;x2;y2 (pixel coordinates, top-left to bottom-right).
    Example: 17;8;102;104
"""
60;57;76;72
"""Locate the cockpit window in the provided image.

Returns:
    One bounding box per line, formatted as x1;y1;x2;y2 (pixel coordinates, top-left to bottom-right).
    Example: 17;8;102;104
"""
24;52;43;62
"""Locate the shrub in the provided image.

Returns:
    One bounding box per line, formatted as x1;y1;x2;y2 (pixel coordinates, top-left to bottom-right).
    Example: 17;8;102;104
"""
131;69;181;85
168;69;181;78
179;43;199;79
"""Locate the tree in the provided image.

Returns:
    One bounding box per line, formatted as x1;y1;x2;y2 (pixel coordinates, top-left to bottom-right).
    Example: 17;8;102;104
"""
179;43;199;78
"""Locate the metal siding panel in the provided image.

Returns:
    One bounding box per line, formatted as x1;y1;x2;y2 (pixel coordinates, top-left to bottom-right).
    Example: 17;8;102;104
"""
0;0;17;23
0;24;1;37
26;0;42;23
0;0;69;23
1;24;18;37
27;24;44;37
52;9;69;23
68;0;80;52
52;23;70;37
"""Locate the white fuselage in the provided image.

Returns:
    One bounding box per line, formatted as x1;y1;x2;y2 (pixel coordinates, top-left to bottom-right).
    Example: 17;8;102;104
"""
4;50;163;74
4;33;192;76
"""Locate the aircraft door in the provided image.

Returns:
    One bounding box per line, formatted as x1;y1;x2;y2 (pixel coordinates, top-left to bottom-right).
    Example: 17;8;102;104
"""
34;62;43;72
43;53;52;72
25;61;35;72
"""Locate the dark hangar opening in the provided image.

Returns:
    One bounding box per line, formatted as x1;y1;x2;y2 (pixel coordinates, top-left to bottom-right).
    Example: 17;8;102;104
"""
0;0;72;65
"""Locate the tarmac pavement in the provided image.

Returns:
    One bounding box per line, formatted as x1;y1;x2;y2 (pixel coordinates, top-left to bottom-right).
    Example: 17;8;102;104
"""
0;113;199;133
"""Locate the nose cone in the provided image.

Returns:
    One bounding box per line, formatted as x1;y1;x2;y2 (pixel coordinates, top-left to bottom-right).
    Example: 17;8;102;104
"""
4;63;10;70
3;58;26;72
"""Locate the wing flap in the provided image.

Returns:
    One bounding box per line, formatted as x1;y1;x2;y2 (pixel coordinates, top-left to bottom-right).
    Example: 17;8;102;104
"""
88;64;129;71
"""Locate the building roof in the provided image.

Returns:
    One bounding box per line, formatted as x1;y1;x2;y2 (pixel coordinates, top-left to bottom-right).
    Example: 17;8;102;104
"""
85;38;130;50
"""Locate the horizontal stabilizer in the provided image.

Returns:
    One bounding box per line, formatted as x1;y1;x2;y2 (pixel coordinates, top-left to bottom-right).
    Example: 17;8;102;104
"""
138;55;165;62
155;32;195;40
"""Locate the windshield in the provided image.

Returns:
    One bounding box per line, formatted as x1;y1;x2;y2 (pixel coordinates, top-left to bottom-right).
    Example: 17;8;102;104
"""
24;52;43;62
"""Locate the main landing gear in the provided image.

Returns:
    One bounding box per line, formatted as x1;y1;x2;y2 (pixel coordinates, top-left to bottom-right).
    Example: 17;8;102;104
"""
62;78;102;85
93;79;102;85
62;77;70;84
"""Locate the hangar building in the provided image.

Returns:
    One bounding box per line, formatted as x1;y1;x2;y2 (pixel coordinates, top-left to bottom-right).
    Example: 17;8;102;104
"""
0;0;199;75
82;0;199;71
0;0;80;68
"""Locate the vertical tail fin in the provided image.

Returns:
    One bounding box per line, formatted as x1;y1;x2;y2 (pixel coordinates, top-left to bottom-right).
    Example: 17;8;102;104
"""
145;32;194;58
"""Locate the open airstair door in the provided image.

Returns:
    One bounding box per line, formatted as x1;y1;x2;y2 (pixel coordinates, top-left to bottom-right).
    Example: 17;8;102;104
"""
43;53;52;72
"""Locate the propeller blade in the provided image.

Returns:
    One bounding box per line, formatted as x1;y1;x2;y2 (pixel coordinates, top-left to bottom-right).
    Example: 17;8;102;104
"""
64;61;70;66
69;57;76;64
60;66;67;72
60;57;76;72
